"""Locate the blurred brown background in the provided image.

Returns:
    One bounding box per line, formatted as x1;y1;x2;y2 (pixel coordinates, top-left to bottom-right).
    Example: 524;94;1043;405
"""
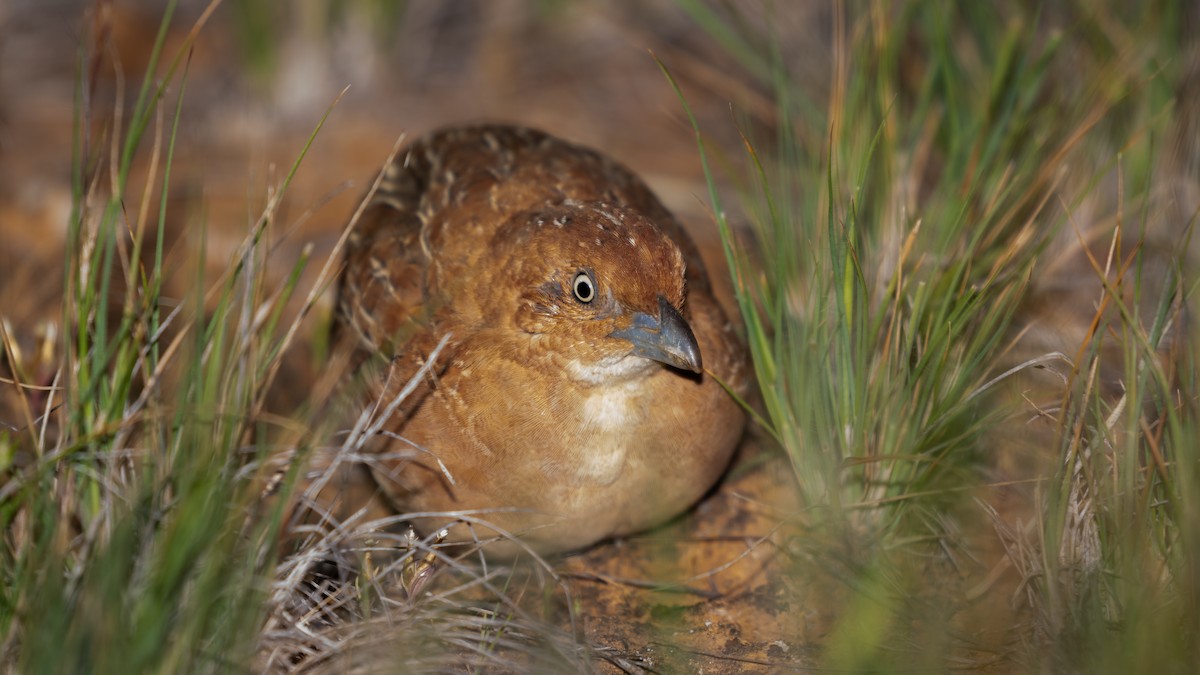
0;1;825;356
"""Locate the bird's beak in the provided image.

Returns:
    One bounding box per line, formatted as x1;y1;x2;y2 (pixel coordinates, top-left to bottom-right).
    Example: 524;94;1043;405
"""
608;295;703;373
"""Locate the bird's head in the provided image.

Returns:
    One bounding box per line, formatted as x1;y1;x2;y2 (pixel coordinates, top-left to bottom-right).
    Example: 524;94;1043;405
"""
480;200;701;379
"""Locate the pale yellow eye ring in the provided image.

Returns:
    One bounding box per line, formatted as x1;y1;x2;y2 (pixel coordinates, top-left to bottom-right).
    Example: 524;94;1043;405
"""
572;271;596;303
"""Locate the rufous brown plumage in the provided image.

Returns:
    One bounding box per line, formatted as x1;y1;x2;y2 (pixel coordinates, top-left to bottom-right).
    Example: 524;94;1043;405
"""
336;124;747;555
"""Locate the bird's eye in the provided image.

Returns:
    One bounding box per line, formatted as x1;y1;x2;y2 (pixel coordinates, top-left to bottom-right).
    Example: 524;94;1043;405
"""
571;271;596;304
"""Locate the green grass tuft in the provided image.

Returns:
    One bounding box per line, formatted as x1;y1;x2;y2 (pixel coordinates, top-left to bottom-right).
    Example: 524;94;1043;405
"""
0;3;332;672
675;0;1198;670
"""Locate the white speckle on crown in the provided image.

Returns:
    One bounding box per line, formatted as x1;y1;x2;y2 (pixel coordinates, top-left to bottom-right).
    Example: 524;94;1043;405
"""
591;206;624;229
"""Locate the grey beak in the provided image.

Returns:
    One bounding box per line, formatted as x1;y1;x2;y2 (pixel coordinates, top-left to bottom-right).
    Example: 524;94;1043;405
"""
608;295;702;373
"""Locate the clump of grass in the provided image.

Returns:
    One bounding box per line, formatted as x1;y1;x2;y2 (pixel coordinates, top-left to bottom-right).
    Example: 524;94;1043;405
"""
0;1;339;671
1009;214;1198;673
259;502;599;673
674;0;1197;670
674;0;1068;545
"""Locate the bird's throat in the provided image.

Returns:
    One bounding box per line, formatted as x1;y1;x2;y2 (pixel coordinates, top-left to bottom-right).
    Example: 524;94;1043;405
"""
564;353;657;385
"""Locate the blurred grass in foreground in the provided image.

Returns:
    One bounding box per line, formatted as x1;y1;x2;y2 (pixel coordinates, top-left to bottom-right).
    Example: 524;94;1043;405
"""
1;1;330;671
678;0;1198;671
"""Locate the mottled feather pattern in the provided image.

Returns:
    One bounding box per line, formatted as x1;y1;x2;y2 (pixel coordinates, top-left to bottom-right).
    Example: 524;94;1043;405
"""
334;124;748;555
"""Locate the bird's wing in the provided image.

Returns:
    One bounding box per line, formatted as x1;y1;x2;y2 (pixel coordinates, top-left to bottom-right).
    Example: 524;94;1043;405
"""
335;155;432;361
335;147;465;435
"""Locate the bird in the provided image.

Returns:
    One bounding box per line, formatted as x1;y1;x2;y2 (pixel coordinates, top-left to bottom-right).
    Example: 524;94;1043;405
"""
334;124;748;556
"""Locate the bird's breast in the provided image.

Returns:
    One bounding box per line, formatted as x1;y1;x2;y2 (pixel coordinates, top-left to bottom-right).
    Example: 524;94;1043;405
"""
565;379;648;486
439;351;652;489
